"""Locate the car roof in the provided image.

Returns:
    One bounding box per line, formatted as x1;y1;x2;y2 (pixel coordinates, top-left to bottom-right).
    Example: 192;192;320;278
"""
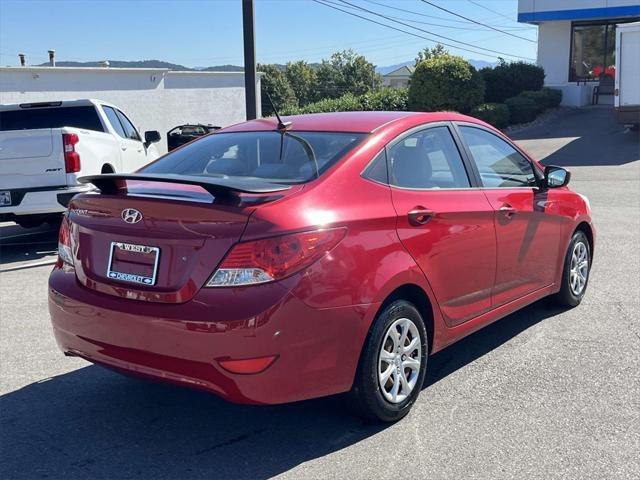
222;111;481;134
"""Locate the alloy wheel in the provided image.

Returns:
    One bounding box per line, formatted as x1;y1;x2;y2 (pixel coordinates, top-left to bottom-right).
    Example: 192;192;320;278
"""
570;241;589;296
378;317;421;404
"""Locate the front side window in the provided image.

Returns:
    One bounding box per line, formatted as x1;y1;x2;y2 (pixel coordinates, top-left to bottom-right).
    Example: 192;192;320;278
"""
142;131;366;184
115;110;141;141
459;126;536;188
388;126;470;189
102;106;127;138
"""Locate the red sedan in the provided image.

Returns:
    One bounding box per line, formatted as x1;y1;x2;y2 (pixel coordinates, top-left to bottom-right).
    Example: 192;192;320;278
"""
49;111;594;422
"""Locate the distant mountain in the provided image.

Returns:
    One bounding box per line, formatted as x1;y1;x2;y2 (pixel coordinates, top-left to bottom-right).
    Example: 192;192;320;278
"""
36;58;498;73
377;59;497;75
202;64;244;72
468;59;498;70
36;59;191;70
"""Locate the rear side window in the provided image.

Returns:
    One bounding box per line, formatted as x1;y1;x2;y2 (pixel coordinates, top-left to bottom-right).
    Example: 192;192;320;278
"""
142;131;366;184
388;126;470;189
362;149;388;184
102;106;127;138
0;106;104;132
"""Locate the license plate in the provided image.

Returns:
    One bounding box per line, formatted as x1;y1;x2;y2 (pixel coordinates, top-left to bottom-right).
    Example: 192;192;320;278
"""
107;242;160;286
0;191;11;206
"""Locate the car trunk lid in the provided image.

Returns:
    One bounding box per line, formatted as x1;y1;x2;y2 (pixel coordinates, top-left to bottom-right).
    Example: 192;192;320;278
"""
67;175;296;303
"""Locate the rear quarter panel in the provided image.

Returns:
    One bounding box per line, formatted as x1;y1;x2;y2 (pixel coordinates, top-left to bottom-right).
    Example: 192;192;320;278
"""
66;127;121;182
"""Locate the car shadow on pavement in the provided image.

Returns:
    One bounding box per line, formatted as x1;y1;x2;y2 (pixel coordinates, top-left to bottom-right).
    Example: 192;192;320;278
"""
0;300;564;479
0;222;59;268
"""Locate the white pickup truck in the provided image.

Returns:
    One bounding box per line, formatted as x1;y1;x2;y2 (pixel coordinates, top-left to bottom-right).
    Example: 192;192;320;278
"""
0;99;161;227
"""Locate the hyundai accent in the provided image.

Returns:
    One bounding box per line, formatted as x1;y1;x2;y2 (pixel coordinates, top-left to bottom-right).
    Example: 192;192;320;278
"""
48;111;594;422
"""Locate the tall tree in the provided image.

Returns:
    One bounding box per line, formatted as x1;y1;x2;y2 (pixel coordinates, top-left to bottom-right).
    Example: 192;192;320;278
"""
415;44;448;65
315;50;379;100
284;60;318;107
258;64;297;116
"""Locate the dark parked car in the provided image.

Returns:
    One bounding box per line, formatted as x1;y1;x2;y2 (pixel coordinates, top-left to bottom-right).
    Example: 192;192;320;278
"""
167;124;220;151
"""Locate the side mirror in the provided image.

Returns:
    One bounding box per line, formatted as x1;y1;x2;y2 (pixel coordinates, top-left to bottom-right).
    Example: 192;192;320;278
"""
144;130;161;147
544;165;570;188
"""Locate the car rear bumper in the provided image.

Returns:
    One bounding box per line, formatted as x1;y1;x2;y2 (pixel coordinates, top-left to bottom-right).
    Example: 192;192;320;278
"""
48;267;374;405
0;185;88;217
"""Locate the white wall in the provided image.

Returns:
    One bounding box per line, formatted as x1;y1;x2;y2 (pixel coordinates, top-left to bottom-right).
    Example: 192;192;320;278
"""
537;21;572;84
0;68;261;153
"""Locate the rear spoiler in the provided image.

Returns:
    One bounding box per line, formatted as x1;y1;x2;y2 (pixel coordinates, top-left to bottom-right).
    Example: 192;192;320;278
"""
78;173;291;197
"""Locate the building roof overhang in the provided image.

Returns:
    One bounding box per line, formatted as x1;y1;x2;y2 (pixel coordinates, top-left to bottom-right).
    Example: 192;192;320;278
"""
518;4;640;23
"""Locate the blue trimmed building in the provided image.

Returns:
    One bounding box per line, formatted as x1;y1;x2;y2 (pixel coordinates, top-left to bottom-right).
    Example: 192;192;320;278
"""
518;0;640;106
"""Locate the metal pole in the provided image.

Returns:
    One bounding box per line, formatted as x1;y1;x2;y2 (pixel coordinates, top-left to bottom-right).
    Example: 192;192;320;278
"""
242;0;257;120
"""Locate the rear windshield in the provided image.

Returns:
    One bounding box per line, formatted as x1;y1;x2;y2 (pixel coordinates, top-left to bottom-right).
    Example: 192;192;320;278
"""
142;131;367;183
0;106;104;132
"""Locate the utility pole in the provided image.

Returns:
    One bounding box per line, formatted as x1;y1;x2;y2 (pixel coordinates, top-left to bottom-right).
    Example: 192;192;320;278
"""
242;0;257;120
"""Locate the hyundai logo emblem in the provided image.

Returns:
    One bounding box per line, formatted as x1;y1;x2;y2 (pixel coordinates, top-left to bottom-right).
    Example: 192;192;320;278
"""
121;208;143;224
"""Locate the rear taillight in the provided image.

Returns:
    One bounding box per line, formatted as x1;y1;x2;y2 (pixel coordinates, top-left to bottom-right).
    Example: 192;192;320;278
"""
206;228;346;287
57;214;74;267
63;133;80;173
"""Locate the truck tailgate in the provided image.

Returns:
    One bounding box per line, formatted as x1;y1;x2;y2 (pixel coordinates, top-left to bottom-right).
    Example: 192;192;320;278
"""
0;129;66;189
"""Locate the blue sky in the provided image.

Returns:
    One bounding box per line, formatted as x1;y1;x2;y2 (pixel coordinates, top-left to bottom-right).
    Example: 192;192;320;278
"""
0;0;537;68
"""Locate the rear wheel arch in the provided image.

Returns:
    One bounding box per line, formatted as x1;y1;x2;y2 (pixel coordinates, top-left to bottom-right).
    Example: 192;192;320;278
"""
377;284;434;355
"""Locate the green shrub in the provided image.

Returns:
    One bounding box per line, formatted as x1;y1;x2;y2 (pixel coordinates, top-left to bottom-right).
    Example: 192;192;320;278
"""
520;90;548;114
408;54;485;113
361;88;409;111
542;87;562;107
281;88;408;115
481;61;545;103
520;88;563;113
281;93;360;115
470;103;510;128
505;96;538;124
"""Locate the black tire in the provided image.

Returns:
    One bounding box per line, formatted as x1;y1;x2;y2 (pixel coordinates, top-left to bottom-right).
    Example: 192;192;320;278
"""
553;230;591;307
347;300;428;423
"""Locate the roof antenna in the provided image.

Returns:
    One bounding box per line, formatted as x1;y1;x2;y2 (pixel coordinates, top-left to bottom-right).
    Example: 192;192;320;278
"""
265;92;292;131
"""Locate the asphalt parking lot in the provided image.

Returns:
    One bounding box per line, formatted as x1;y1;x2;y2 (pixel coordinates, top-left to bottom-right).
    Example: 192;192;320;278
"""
1;106;638;479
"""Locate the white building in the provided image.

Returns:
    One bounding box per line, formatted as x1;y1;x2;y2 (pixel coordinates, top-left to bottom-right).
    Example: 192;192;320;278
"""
0;66;261;153
518;0;640;106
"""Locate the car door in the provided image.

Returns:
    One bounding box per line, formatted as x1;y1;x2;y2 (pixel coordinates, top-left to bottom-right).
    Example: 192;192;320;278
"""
455;124;563;307
387;123;497;327
114;108;151;170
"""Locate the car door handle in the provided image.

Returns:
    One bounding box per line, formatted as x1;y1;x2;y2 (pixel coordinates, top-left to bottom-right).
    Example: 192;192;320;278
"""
499;203;516;217
121;146;127;151
408;206;433;226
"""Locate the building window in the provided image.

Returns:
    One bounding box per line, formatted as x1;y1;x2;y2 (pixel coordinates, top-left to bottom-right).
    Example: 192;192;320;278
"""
570;19;637;82
570;23;614;82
